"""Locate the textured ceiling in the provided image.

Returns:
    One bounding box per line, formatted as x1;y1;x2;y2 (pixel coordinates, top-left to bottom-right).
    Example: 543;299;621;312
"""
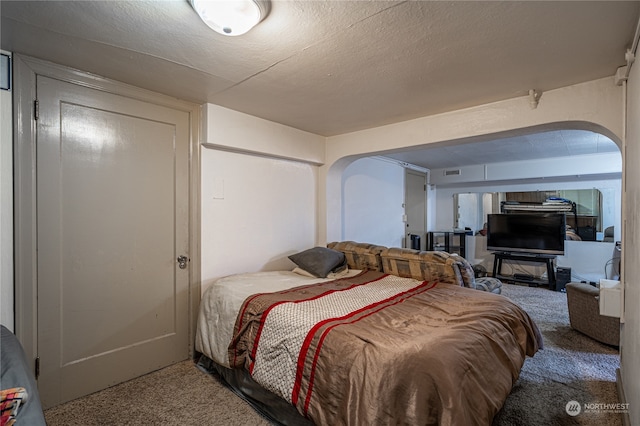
1;0;637;166
384;129;621;170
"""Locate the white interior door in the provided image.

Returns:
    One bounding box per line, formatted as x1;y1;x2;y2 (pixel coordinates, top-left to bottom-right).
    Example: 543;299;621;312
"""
405;170;427;250
36;76;190;408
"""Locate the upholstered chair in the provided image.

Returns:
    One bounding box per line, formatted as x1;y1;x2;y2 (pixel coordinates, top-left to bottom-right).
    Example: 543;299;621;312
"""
565;282;620;347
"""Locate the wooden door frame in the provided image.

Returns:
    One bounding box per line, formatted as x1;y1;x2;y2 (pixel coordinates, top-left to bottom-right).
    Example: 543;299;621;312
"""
13;55;201;368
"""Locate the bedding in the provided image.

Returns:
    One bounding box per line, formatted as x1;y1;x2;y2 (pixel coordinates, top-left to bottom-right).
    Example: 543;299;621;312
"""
227;270;542;425
195;269;362;367
287;246;347;278
196;242;543;425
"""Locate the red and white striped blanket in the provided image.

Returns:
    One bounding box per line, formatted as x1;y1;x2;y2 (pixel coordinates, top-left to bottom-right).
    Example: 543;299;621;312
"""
229;271;542;425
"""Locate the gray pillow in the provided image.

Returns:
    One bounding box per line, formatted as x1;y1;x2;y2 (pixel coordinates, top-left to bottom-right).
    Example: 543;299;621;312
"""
288;247;347;278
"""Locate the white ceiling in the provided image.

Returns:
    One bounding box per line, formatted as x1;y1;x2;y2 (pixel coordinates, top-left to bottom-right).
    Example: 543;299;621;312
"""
1;0;637;168
384;129;622;170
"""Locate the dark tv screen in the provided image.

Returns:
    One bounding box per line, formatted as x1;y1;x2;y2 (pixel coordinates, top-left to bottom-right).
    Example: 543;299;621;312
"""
487;213;566;255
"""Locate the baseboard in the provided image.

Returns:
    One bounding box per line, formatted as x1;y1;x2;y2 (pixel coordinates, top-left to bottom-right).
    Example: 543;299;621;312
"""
616;368;631;426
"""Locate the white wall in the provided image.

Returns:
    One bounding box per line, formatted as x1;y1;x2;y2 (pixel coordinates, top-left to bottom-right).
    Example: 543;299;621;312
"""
200;106;324;293
201;103;325;165
557;241;619;282
201;148;318;291
342;157;405;247
1;50;13;330
454;193;480;230
430;152;621;186
621;53;640;424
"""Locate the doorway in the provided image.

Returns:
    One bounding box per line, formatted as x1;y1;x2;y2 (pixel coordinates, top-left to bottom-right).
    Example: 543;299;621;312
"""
404;169;427;250
13;56;200;408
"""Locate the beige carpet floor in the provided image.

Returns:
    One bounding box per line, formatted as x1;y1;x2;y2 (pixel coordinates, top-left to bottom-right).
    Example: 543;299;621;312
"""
492;283;621;426
44;283;622;426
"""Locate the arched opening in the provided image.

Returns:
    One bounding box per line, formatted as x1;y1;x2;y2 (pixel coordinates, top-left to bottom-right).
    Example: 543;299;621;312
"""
324;123;622;286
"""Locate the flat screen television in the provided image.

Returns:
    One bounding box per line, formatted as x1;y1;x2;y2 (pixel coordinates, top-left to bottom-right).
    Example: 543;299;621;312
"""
487;213;566;255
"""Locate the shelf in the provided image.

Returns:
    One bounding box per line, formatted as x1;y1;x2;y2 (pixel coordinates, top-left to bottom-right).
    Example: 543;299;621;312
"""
494;274;549;288
501;203;575;213
427;231;466;258
491;252;556;290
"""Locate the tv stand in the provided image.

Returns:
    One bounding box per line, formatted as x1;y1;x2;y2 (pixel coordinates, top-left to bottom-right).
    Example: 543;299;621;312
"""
491;252;556;289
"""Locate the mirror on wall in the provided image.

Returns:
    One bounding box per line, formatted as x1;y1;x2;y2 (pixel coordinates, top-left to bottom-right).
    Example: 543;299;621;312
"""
454;189;614;242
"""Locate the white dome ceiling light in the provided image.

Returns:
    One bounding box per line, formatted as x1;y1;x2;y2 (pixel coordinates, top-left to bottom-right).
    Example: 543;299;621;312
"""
189;0;270;36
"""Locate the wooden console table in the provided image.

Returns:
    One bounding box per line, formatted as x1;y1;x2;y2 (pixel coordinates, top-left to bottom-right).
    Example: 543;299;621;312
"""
491;252;556;289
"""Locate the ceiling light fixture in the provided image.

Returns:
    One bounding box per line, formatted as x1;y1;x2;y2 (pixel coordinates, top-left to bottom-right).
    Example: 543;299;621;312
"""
189;0;270;36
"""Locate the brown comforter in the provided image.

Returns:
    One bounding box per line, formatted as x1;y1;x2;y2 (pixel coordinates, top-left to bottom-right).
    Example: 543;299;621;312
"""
229;271;542;425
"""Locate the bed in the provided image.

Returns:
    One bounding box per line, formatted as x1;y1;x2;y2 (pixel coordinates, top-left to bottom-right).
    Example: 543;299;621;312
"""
196;241;543;425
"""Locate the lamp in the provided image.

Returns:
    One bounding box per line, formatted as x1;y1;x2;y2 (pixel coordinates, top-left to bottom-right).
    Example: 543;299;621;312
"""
189;0;270;36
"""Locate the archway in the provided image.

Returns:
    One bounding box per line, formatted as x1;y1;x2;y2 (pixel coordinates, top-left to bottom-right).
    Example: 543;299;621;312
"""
319;78;624;245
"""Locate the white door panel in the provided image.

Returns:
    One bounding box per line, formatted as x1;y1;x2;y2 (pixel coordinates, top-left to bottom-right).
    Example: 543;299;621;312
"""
37;76;190;407
405;170;427;250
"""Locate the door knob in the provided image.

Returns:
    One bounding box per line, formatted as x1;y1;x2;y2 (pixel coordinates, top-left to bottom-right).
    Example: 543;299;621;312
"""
177;255;189;269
